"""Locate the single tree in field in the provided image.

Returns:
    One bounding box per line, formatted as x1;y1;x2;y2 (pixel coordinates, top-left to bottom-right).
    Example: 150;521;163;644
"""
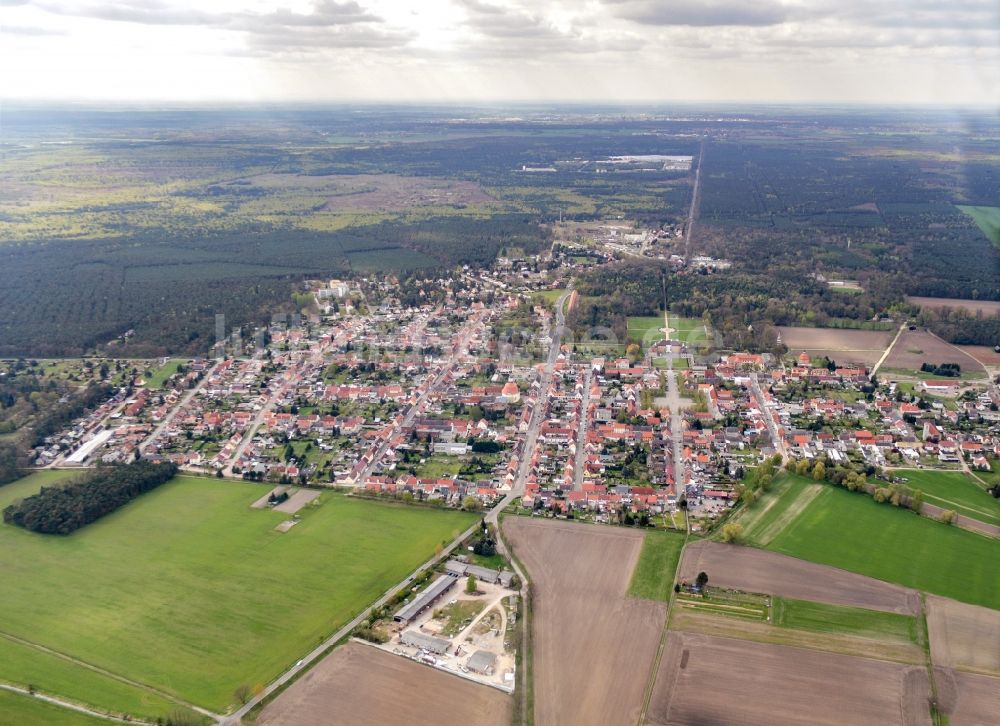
233;684;251;705
466;574;477;594
721;522;744;544
695;571;709;590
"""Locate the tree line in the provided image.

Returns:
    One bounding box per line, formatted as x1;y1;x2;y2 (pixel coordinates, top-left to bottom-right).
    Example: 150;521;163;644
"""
3;461;178;535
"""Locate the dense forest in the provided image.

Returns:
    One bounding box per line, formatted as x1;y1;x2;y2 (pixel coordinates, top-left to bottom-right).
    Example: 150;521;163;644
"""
3;461;178;534
570;260;914;353
1;106;996;356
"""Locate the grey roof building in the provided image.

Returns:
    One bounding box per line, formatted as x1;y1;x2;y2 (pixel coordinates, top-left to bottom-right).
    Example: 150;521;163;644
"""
467;650;497;675
400;630;450;655
393;575;455;624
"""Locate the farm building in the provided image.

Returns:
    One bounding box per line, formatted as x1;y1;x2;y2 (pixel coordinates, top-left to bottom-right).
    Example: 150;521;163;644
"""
393;575;456;624
467;650;497;676
445;559;517;588
400;630;450;655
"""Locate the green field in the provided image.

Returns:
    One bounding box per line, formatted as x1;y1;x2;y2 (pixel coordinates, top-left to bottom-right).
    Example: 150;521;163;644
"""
627;530;685;601
0;474;475;713
627;315;707;348
768;484;1000;610
0;690;108;726
0;469;79;509
732;473;824;546
142;358;186;389
0;635;198;723
772;597;918;643
958;205;1000;246
895;469;1000;527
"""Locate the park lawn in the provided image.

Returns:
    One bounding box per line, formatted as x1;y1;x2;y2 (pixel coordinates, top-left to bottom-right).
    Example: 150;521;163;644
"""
627;530;686;601
957;204;1000;246
768;485;1000;610
896;469;1000;527
142;358;186;389
0;475;476;712
772;598;918;644
0;689;108;726
0;636;199;723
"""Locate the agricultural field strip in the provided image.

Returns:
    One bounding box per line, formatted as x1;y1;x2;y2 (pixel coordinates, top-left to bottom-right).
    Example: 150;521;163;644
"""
748;482;824;546
257;642;511;726
646;631;931;726
679;540;922;615
766;485;1000;611
891;469;1000;527
503;517;668;726
0;684;135;725
668;608;926;666
0;688;110;726
0;631;204;721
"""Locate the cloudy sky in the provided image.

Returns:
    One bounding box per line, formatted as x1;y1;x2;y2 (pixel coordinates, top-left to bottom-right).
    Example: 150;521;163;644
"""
1;0;997;104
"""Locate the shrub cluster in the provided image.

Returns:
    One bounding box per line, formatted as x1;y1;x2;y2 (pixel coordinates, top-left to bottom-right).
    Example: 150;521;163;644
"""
3;461;178;535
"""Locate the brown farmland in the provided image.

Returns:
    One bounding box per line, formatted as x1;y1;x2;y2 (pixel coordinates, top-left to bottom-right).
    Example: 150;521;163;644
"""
679;541;920;614
883;329;984;374
959;345;1000;367
777;326;894;366
257;642;511;726
908;297;1000;316
502;518;666;726
647;632;931;726
926;595;1000;676
936;670;1000;725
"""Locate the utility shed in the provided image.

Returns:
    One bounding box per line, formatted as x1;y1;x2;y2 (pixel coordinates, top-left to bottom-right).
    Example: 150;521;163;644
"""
467;650;497;675
400;630;450;655
393;575;455;624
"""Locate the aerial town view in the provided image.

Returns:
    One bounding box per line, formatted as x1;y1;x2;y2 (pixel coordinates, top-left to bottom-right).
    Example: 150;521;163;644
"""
0;1;998;725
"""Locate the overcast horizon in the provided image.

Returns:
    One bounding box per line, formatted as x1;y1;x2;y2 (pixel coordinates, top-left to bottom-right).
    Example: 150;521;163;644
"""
1;0;997;105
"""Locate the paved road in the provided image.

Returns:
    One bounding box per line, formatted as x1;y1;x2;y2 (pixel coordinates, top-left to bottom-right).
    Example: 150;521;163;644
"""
227;295;568;724
221;516;485;725
683;138;705;263
139;358;225;454
572;365;593;491
750;372;788;459
352;308;488;486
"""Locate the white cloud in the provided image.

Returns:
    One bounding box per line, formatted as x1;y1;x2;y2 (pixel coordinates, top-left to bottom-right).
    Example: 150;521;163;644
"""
0;0;995;103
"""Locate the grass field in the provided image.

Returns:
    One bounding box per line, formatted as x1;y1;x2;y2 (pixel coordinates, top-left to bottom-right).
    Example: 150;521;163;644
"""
772;598;919;643
0;689;107;726
142;358;186;389
767;484;1000;610
627;530;685;601
0;469;79;510
627;315;707;348
0;635;198;723
895;469;1000;527
958;205;1000;246
0;474;475;713
732;473;824;546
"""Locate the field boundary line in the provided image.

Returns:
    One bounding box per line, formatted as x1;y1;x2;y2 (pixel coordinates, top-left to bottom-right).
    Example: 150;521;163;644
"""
0;682;154;724
0;630;220;721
